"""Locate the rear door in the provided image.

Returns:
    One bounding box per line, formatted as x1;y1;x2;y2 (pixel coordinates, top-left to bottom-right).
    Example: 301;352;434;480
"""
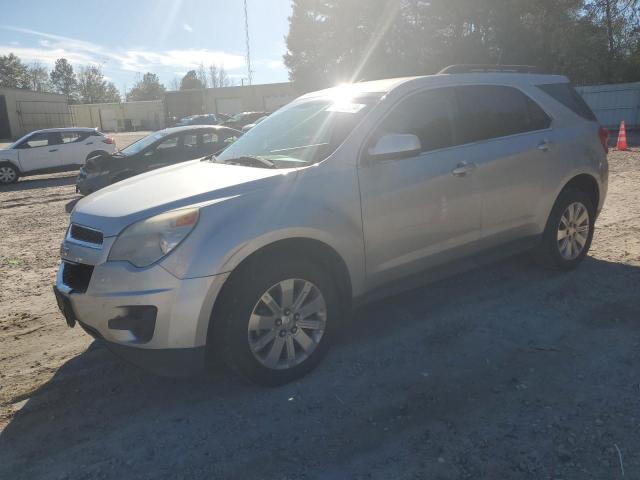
15;132;62;172
58;131;92;166
455;85;553;243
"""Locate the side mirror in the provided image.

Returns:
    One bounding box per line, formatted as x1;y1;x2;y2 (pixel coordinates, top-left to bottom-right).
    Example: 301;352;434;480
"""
367;133;421;161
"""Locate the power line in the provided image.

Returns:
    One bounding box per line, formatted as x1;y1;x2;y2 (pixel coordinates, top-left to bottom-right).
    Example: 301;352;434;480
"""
244;0;253;85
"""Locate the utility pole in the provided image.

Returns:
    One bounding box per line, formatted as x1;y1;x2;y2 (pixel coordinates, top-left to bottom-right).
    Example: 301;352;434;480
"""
244;0;253;85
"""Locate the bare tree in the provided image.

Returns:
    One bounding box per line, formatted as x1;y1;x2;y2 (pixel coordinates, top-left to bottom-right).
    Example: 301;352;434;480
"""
208;64;219;88
197;63;208;88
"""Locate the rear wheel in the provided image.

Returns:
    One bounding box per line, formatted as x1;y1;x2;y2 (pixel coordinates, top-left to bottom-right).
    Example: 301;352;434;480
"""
0;163;19;185
213;257;339;386
537;188;595;270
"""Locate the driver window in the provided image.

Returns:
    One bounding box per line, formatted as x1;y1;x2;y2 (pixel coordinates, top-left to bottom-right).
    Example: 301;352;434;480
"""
155;136;179;151
375;88;457;154
21;132;49;148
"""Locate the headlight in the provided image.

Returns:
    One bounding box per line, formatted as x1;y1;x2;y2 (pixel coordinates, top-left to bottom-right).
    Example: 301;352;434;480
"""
108;208;199;267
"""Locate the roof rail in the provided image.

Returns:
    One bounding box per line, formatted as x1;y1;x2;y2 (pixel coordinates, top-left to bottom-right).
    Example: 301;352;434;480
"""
438;64;539;75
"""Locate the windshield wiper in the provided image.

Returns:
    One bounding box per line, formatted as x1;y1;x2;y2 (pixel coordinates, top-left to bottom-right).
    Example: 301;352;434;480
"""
221;155;276;169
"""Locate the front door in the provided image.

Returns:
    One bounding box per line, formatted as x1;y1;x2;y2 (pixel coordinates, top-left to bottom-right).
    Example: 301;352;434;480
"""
358;88;482;288
16;132;62;173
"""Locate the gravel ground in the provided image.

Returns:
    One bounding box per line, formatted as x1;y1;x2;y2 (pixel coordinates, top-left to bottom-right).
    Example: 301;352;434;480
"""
1;148;639;479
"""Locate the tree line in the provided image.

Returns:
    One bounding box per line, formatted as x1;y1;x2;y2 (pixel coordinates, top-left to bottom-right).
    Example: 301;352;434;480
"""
284;0;640;91
0;53;237;104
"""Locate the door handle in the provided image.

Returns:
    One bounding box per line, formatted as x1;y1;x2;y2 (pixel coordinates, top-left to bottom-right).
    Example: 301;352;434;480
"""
537;140;551;152
85;142;93;145
452;161;476;177
48;149;58;152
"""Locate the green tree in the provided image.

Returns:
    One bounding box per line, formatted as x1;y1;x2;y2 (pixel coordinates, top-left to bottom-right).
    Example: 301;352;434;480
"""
127;72;166;101
77;66;121;103
284;0;640;89
180;70;204;90
0;53;29;89
50;58;78;99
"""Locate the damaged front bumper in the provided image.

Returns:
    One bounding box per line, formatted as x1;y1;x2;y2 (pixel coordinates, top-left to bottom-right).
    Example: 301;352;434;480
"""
54;236;229;376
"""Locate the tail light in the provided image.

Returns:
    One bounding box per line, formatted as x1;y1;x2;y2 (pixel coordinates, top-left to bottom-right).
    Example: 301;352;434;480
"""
102;136;115;145
598;126;609;154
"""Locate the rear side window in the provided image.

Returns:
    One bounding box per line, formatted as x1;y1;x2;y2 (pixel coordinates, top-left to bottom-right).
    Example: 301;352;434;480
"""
456;85;551;144
537;83;596;121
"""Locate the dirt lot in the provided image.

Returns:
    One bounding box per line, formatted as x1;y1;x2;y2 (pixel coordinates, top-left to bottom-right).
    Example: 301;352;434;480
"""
1;146;639;479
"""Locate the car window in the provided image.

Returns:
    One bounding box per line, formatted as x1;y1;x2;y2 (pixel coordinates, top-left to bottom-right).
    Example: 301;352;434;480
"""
183;134;198;148
22;132;50;148
61;132;80;143
202;132;220;145
374;88;457;153
156;136;179;150
456;85;551;144
537;83;597;121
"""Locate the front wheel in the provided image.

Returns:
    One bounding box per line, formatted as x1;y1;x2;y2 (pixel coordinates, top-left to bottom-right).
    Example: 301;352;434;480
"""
214;257;339;386
0;163;19;185
537;188;595;270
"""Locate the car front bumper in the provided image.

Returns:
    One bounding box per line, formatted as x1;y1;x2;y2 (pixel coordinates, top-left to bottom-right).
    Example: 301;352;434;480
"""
54;238;229;376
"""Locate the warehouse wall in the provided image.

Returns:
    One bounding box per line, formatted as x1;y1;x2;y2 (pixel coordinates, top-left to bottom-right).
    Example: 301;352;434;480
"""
71;100;165;132
164;82;298;121
0;88;70;139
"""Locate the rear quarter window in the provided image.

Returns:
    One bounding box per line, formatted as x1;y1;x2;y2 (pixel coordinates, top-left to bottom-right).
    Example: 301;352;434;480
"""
537;83;597;121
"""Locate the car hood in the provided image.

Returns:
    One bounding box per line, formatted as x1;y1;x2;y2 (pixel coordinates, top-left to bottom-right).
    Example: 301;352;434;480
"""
72;159;297;237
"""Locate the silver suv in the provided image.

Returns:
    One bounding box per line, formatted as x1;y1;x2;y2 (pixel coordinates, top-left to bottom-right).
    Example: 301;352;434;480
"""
54;67;608;385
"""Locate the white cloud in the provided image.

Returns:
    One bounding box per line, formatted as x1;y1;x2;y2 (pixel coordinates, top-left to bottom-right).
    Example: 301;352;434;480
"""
0;25;245;74
183;23;193;33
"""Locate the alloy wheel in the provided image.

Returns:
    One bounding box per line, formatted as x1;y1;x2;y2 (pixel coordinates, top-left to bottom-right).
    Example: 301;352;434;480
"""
248;278;327;370
557;201;590;260
0;166;16;184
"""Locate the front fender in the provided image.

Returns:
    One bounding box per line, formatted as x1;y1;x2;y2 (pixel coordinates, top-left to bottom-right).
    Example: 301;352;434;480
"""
160;164;366;296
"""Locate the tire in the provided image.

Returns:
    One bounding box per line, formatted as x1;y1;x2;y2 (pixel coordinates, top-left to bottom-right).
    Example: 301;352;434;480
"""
213;256;340;386
0;163;19;185
537;188;595;270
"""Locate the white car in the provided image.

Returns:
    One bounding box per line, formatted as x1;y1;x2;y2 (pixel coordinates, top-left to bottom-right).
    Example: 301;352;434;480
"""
0;128;116;185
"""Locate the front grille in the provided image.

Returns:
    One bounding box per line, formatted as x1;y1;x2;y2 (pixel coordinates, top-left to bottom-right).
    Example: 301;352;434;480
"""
62;262;94;293
70;224;103;245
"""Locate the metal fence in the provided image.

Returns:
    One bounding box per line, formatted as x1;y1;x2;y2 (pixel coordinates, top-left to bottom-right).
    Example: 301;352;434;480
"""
577;82;640;129
16;100;75;134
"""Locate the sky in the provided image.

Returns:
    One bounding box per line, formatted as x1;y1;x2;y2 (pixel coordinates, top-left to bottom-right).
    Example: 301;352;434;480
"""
0;0;292;93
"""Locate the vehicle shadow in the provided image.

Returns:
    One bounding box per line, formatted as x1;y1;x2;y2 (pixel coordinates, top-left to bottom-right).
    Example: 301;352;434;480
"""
2;255;639;479
2;173;77;192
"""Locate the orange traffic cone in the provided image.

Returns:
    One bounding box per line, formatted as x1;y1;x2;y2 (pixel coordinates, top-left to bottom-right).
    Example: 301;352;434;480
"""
616;121;628;151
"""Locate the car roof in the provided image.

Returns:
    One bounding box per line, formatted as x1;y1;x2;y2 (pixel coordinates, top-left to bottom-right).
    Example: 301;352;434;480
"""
302;73;569;99
30;127;100;134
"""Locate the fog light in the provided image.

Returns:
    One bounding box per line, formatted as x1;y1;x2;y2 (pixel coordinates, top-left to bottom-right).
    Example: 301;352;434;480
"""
108;306;157;343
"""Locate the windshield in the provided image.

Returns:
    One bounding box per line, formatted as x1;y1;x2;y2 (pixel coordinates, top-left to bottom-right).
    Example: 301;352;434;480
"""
217;94;380;168
120;131;170;156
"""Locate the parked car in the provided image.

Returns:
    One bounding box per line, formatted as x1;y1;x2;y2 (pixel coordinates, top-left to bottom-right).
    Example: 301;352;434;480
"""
241;115;268;132
223;111;269;130
55;66;608;385
76;125;241;195
173;114;221;127
0;128;116;185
